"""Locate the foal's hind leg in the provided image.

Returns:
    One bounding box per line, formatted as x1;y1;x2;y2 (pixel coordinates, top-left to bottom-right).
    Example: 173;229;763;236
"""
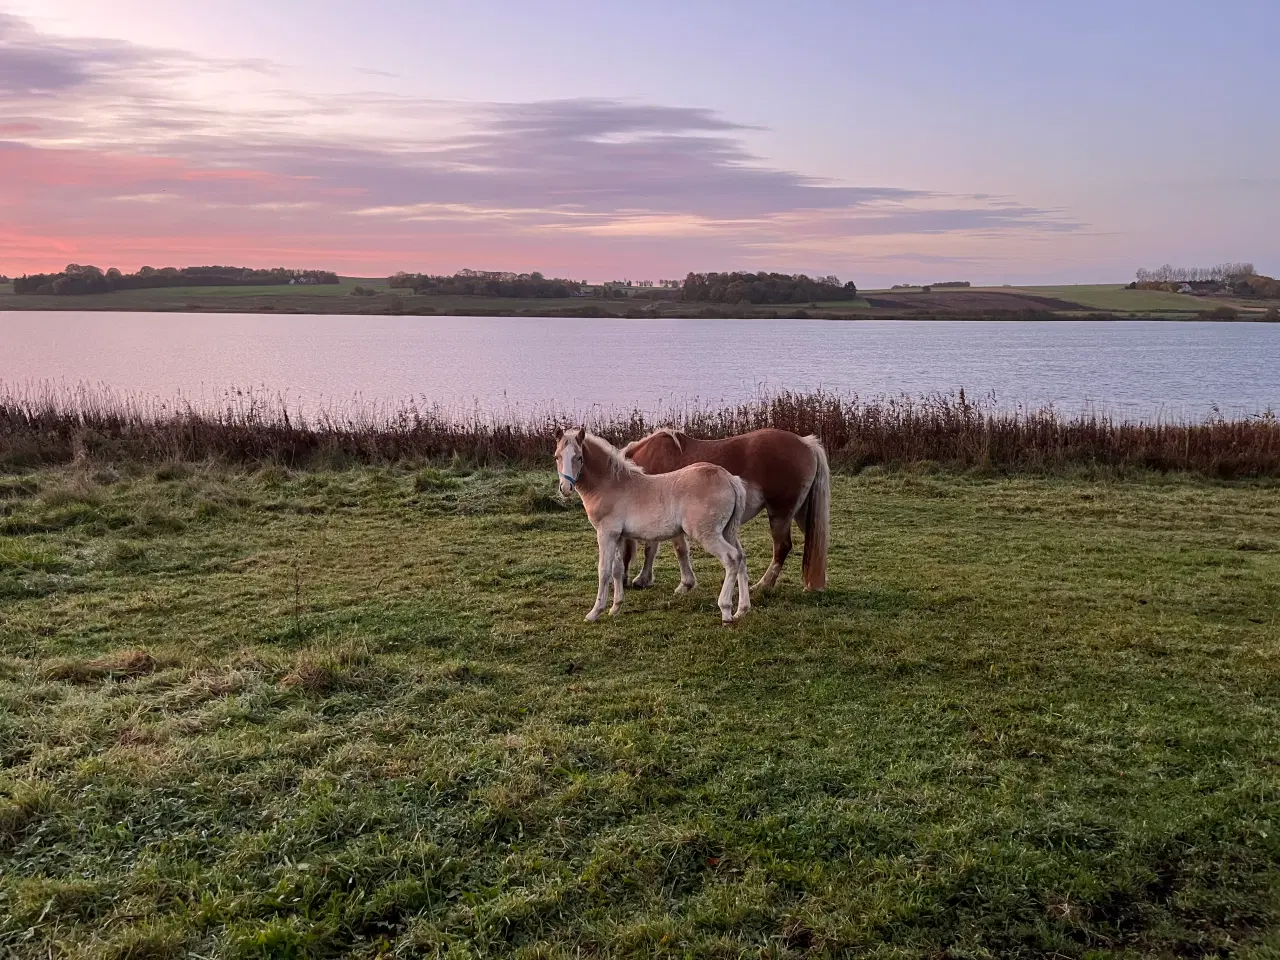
753;510;795;591
699;529;748;623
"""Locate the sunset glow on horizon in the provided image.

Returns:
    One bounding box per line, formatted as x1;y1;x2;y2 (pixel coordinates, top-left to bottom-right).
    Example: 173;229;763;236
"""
2;0;1277;286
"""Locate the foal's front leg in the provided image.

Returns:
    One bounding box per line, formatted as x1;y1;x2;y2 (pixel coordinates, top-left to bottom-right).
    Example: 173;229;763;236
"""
586;528;619;622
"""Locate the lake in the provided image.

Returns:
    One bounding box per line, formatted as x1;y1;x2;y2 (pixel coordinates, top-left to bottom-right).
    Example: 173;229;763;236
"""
2;312;1277;420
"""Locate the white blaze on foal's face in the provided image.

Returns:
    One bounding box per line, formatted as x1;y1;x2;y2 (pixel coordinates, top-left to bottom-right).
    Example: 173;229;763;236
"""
556;431;584;497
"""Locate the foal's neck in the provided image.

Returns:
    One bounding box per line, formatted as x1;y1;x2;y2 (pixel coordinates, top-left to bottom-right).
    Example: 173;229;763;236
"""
577;440;634;499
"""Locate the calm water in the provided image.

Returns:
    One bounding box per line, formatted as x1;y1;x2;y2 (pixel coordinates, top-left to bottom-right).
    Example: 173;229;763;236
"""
2;312;1277;420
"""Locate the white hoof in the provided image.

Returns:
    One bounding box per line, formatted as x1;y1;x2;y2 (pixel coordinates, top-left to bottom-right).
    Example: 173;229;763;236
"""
675;582;694;595
630;578;652;590
609;605;622;617
585;609;602;622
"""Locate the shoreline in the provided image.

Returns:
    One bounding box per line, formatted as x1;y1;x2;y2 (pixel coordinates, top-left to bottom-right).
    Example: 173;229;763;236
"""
3;282;1276;321
2;301;1274;321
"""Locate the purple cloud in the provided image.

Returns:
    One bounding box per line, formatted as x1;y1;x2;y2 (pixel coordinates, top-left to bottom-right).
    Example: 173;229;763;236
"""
0;12;1081;276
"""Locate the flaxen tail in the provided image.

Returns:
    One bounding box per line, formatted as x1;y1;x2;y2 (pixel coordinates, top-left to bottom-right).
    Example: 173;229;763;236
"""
725;473;748;546
800;436;830;590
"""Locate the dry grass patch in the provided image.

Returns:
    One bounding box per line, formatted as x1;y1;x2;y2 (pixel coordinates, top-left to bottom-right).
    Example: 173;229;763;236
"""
41;649;158;684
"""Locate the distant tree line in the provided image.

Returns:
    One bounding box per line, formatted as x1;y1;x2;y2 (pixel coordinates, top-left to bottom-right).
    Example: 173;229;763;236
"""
389;269;582;298
680;272;857;304
0;274;10;285
1135;263;1256;284
14;264;339;295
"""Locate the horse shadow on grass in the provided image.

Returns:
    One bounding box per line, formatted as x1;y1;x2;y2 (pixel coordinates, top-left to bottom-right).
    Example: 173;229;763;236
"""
636;578;916;617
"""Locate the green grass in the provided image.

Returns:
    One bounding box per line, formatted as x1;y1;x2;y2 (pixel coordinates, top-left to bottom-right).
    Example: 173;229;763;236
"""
2;463;1279;957
4;277;1270;318
0;277;393;309
0;282;854;319
974;285;1209;313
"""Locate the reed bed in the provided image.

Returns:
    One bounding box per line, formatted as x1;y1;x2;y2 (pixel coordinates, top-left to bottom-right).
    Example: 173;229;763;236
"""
2;382;1278;477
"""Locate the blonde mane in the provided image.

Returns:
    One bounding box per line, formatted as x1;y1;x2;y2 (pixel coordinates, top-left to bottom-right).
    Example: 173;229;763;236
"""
584;432;647;478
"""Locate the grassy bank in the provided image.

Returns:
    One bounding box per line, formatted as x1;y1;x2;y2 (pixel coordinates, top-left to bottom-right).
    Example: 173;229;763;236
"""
3;279;1275;319
4;387;1280;479
1;462;1279;958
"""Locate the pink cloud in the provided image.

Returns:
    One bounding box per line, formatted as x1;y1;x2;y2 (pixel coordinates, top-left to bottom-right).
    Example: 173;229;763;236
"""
0;11;1082;282
0;142;287;191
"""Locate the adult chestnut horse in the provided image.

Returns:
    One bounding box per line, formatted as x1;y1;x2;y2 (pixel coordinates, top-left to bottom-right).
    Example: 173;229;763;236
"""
621;428;830;591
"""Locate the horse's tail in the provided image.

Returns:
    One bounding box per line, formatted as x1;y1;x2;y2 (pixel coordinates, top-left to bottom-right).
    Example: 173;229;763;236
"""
800;436;830;590
725;473;748;547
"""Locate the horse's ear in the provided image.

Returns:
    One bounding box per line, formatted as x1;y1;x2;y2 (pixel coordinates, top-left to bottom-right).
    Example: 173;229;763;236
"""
575;427;586;444
555;427;563;440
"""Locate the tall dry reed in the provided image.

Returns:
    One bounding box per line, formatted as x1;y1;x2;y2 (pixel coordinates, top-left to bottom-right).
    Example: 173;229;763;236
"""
2;383;1278;478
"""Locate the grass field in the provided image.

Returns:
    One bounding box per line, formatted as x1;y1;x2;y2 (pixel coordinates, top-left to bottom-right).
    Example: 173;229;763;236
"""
2;462;1279;958
972;285;1208;313
0;280;873;319
6;278;1264;319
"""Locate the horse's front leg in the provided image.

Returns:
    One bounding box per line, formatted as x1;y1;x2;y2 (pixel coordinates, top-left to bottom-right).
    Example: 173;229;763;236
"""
631;539;659;589
585;528;617;622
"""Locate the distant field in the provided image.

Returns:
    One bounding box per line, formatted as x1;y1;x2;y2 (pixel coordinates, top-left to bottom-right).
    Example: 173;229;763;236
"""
0;282;863;318
973;285;1208;313
0;277;392;303
0;279;1269;318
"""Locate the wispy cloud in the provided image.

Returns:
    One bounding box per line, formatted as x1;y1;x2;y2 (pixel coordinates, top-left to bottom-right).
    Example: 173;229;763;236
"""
0;12;1080;278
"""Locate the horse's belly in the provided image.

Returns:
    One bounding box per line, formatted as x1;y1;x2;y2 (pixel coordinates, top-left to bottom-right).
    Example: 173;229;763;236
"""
625;502;685;542
743;483;767;522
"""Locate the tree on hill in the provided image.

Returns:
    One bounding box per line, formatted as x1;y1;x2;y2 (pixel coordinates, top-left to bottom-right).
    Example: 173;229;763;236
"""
1135;263;1255;283
388;270;582;298
13;264;339;295
680;272;858;304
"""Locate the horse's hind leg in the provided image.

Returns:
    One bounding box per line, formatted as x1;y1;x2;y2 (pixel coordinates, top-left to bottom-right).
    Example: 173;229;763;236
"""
630;540;659;589
672;535;696;595
753;510;795;592
732;534;751;618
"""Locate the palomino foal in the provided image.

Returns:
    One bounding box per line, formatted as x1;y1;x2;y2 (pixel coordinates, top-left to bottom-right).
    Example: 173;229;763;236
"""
554;428;751;623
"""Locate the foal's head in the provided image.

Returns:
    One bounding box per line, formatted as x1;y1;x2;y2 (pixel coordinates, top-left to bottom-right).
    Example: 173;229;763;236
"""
554;427;587;497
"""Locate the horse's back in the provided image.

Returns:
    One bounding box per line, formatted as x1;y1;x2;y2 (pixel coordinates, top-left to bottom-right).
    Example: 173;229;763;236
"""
627;427;819;515
692;430;818;508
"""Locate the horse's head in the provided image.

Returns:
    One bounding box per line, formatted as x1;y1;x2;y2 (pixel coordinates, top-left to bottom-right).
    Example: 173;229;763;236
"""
554;427;587;497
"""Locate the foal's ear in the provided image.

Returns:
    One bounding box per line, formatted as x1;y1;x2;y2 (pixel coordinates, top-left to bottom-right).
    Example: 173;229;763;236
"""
575;427;586;444
555;427;564;440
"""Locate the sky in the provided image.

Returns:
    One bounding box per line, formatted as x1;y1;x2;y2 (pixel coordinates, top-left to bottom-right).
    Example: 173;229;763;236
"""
2;0;1277;286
